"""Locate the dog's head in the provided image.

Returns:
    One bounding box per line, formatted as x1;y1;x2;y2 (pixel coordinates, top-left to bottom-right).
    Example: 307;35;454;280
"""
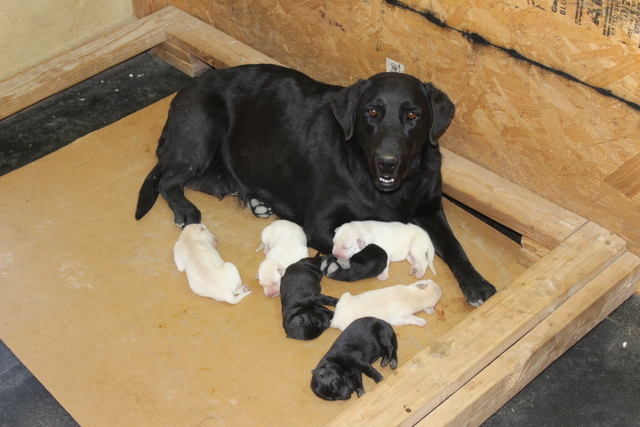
332;224;365;260
310;362;355;401
257;259;285;297
330;73;454;192
182;223;219;247
284;306;334;340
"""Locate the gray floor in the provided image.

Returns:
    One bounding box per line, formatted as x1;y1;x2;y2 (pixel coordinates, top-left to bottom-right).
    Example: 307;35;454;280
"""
0;52;638;426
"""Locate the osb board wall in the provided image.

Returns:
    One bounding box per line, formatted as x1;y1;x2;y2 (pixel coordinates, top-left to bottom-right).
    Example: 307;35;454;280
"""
0;0;133;81
133;0;640;257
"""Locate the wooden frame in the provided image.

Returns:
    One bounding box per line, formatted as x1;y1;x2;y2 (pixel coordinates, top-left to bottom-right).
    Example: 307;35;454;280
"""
1;7;638;426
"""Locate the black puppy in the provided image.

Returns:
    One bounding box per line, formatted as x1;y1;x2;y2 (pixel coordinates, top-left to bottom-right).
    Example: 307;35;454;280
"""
311;317;398;401
320;245;387;282
280;256;339;340
135;64;496;307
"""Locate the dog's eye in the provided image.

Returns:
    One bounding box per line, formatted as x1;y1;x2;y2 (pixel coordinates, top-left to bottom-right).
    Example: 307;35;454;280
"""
368;109;378;118
407;112;417;121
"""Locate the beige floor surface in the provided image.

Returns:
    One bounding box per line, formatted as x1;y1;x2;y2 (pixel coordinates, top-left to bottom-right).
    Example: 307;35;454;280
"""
0;96;526;426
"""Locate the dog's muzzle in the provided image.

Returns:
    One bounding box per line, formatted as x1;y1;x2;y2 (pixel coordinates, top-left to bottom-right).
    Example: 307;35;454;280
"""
374;154;401;191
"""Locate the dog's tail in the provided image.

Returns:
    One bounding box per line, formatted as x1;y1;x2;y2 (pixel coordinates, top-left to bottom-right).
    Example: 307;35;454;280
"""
135;164;162;220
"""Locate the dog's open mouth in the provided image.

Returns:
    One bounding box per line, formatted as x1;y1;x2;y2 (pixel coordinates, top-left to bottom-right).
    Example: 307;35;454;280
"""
376;175;400;191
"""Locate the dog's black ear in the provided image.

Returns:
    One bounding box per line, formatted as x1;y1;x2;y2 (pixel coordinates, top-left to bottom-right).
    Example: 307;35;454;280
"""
421;82;455;146
312;368;326;378
330;79;369;141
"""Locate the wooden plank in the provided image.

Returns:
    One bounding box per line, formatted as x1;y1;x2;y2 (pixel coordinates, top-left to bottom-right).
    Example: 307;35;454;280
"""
0;6;183;120
325;221;626;426
151;41;210;77
165;11;285;69
419;251;640;427
518;236;551;268
441;148;587;250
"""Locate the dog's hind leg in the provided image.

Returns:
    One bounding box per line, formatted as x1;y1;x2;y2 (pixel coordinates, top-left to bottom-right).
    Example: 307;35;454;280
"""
158;169;202;227
378;329;398;369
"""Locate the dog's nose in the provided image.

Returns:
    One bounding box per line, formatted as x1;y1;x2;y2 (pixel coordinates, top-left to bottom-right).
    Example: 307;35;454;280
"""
376;155;399;174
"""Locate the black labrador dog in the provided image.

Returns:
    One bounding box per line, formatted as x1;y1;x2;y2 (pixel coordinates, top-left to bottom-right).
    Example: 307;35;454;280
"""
135;64;496;306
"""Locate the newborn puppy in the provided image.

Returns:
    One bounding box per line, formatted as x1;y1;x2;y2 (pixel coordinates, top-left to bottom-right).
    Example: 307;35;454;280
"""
331;279;442;331
174;224;251;304
332;220;436;281
311;317;398;400
320;244;388;282
256;220;309;297
280;256;339;340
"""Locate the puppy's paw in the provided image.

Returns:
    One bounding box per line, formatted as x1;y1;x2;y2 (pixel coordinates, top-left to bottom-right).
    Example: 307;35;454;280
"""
406;315;427;327
321;255;349;277
389;358;398;370
371;372;384;383
249;198;273;218
381;355;398;370
377;271;389;281
355;387;366;398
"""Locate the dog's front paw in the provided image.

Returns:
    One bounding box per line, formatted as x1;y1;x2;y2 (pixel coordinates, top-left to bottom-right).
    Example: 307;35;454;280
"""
249;198;273;218
462;277;497;307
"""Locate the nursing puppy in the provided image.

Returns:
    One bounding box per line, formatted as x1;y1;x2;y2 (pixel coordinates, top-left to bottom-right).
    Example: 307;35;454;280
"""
256;220;309;297
311;317;398;400
320;244;388;282
332;220;436;281
280;256;339;340
330;279;442;331
174;224;251;304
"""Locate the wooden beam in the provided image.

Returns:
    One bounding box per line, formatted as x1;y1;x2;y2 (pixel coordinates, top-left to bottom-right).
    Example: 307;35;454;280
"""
441;149;587;250
150;41;210;77
418;251;640;427
164;11;285;68
325;221;626;426
0;7;183;120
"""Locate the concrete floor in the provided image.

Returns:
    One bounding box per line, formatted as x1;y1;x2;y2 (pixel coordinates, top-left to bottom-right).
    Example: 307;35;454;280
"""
0;52;638;426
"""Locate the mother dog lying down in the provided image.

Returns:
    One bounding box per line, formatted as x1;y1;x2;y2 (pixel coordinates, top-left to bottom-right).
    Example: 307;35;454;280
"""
135;64;496;306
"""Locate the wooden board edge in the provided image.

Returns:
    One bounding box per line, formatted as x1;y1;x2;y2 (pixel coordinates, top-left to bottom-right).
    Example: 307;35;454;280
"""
324;222;626;426
150;41;210;77
441;148;587;250
418;250;640;427
0;6;184;120
165;12;286;68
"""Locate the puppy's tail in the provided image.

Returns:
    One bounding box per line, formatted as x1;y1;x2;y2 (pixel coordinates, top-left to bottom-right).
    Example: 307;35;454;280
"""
135;164;162;220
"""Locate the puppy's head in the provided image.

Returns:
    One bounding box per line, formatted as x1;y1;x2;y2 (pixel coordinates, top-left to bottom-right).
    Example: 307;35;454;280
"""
330;73;454;192
310;362;354;401
332;225;365;260
284;306;334;341
181;223;218;247
257;259;284;297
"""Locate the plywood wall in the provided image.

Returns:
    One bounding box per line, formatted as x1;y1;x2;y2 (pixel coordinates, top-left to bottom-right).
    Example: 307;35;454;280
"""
133;0;640;256
0;0;133;80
